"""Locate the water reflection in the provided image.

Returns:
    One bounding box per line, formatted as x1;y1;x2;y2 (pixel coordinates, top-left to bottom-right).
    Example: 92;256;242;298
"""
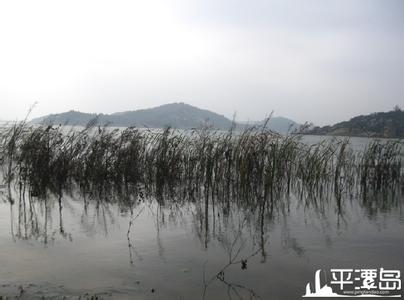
7;190;72;245
202;217;263;300
0;183;403;299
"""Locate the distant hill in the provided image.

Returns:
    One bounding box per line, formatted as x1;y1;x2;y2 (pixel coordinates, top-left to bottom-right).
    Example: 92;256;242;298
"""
30;102;299;132
241;117;299;133
307;108;404;138
107;103;233;129
30;103;233;129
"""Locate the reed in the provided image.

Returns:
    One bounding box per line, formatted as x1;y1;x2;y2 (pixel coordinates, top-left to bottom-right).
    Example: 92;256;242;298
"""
0;121;402;204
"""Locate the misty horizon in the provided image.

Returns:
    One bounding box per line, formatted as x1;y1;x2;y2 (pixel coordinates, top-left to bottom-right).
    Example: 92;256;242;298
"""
1;0;404;125
2;101;402;128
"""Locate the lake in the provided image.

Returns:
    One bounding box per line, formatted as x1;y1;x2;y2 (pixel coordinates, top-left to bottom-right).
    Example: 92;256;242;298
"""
0;134;403;299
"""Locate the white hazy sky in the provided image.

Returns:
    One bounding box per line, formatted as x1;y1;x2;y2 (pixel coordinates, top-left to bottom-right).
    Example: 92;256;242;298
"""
0;0;403;125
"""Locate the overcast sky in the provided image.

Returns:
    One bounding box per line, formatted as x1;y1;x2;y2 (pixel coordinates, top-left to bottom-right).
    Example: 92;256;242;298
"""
0;0;403;125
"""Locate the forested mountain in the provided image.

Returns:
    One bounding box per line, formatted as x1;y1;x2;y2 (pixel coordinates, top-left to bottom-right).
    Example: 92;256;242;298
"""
30;103;233;129
30;102;299;133
307;108;404;138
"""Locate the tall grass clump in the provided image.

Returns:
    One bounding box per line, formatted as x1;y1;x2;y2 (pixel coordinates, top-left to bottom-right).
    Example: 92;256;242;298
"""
359;140;402;191
0;120;402;206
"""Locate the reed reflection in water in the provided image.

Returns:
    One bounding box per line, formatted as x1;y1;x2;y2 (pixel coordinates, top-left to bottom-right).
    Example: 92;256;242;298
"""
0;181;403;299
